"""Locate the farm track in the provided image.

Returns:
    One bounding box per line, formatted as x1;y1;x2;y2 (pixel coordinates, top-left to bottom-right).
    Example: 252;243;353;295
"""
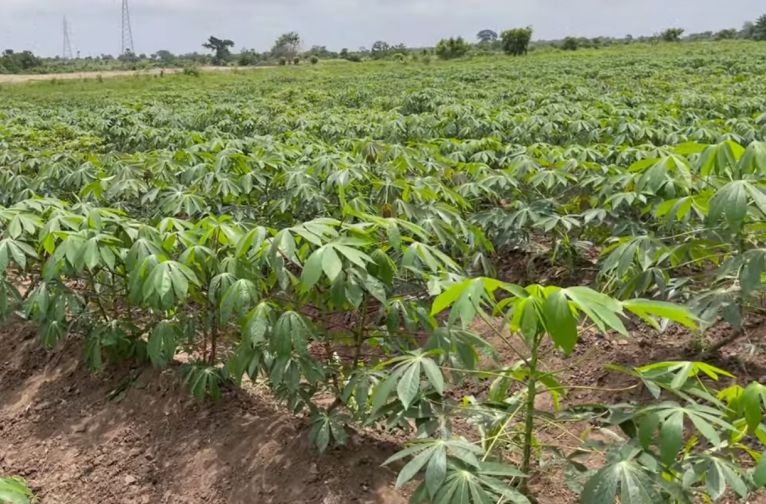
0;66;271;84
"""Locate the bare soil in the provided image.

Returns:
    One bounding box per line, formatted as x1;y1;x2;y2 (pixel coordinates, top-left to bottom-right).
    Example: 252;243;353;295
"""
0;66;267;84
2;311;766;503
0;320;405;504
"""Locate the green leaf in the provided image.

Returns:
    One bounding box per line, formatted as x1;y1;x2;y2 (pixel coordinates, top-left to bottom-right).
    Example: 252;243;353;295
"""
322;246;343;282
421;357;444;395
0;477;33;504
425;445;447;497
301;247;324;290
370;372;398;414
754;452;766;487
623;299;697;330
743;382;764;432
659;411;684;465
397;361;421;409
395;446;435;489
582;460;658;504
543;289;578;354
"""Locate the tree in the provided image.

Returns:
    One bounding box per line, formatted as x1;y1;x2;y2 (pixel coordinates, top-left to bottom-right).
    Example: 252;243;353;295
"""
0;49;41;73
476;29;498;44
740;21;756;39
501;27;533;56
435;37;470;60
271;32;301;62
153;50;176;65
203;36;234;65
238;49;261;66
660;27;684;42
370;41;391;59
715;28;737;40
754;14;766;40
561;36;579;51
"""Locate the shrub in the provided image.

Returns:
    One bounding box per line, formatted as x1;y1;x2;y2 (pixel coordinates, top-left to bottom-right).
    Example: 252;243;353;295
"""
182;65;200;77
561;36;579;51
310;56;319;65
501;27;533;56
435;37;470;60
660;27;685;42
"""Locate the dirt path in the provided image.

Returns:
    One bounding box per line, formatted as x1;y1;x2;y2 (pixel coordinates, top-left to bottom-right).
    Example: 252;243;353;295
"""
0;66;270;84
0;321;404;504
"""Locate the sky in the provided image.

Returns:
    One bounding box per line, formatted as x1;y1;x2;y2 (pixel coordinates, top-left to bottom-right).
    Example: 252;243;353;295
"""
1;0;763;57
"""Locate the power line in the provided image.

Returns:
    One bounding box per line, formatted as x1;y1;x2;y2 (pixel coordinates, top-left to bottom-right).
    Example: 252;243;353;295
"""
121;0;135;55
63;16;74;59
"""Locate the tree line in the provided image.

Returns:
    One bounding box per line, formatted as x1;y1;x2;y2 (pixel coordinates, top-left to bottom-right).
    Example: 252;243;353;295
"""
2;13;765;74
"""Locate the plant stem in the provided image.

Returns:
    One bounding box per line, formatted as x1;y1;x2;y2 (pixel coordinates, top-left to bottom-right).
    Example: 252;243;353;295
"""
520;335;540;493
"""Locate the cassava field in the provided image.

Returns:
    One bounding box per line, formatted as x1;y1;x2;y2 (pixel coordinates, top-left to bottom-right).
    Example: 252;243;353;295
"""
2;41;766;504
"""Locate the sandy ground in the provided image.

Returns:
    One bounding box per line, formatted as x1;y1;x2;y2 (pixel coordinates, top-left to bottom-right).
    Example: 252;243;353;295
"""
0;66;269;84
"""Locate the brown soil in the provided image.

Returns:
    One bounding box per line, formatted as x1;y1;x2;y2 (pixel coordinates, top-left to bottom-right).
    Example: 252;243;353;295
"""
2;310;766;503
0;66;269;85
489;318;766;504
0;320;405;504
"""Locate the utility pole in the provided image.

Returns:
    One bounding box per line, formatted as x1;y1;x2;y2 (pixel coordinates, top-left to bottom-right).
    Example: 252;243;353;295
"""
121;0;135;55
63;16;74;59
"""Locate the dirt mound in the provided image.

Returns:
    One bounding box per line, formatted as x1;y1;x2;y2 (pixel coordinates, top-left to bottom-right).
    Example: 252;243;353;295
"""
0;321;404;504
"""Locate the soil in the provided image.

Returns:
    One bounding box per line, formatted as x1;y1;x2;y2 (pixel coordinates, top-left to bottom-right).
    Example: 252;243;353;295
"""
0;320;405;504
2;311;766;503
488;318;766;504
0;66;268;85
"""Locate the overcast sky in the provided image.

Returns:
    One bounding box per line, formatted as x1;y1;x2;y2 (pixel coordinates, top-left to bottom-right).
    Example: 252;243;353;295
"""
1;0;763;57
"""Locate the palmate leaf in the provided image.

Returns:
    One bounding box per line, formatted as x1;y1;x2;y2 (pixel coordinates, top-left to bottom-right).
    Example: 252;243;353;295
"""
706;180;766;229
637;402;734;464
148;320;181;368
582;460;659;504
372;351;446;412
635;361;732;393
622;299;698;331
181;362;223;400
219;278;259;322
142;259;199;310
0;238;37;273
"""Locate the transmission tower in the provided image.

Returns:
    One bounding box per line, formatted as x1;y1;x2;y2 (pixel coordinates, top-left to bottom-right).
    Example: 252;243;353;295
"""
121;0;135;55
63;16;74;59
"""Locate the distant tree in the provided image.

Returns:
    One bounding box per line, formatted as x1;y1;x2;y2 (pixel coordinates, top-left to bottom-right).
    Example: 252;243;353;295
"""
370;41;391;59
660;28;684;42
755;14;766;40
561;36;579;51
340;48;349;59
117;50;138;63
154;50;176;65
306;45;336;59
435;37;470;59
477;29;498;44
271;32;301;62
715;28;738;40
739;21;755;39
392;43;408;53
238;48;261;66
501;27;533;56
203;36;235;65
0;49;41;73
